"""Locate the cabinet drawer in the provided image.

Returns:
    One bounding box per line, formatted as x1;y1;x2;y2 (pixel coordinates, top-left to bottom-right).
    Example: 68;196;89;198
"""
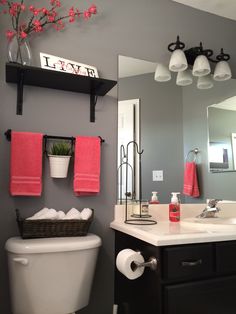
163;243;213;280
216;241;236;274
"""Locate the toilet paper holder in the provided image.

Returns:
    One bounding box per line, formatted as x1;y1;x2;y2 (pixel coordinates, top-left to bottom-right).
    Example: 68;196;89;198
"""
133;256;158;271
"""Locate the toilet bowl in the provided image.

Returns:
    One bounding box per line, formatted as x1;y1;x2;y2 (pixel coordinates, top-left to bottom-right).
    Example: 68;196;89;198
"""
5;234;102;314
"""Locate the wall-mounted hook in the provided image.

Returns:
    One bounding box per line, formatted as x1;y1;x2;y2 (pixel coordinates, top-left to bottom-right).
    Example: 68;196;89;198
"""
185;147;200;162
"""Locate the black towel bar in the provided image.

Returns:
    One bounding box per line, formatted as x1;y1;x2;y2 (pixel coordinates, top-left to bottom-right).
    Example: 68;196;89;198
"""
4;129;105;143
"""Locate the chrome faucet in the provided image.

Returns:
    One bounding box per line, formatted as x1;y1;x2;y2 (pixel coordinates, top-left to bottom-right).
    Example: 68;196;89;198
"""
197;199;221;218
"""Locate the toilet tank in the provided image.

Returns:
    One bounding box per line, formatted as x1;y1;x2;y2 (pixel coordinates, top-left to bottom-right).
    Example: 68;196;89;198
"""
5;235;102;314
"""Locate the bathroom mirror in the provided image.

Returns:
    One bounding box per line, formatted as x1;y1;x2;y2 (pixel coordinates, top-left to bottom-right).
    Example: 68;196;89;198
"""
118;55;236;203
207;99;236;172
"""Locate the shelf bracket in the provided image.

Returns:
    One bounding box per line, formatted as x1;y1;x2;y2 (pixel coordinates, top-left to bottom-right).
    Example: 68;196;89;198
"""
90;94;98;122
16;69;24;115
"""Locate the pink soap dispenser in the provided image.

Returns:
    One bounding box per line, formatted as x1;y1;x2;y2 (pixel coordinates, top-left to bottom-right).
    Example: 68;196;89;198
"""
169;192;180;222
149;191;160;204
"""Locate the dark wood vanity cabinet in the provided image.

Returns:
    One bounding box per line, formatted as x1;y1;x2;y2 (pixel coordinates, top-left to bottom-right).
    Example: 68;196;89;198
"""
114;231;236;314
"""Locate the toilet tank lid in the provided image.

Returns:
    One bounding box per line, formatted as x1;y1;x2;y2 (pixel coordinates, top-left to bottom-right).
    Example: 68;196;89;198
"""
5;234;102;254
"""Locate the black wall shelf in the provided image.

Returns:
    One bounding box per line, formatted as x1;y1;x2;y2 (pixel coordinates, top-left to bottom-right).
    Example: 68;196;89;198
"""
5;62;117;122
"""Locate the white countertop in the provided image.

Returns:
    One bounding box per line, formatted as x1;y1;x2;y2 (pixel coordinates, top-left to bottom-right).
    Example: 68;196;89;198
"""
110;204;236;246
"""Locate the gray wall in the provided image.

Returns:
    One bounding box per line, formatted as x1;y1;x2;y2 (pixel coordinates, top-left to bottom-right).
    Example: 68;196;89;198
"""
1;0;236;313
119;74;183;203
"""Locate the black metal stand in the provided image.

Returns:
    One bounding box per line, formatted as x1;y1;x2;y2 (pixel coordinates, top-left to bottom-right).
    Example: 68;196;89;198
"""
118;141;157;225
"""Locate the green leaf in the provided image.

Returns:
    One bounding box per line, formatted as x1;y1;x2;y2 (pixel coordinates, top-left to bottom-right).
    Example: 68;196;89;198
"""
49;141;71;156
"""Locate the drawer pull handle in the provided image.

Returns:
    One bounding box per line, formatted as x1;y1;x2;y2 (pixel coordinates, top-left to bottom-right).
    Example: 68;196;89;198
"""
181;259;202;267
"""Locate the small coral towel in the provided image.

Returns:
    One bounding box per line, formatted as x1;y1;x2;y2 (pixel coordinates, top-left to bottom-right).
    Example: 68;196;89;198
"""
74;136;101;196
183;161;200;198
10;131;43;196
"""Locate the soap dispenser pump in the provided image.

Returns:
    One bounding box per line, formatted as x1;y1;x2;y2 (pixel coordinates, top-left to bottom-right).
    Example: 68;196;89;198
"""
169;192;180;222
149;191;159;204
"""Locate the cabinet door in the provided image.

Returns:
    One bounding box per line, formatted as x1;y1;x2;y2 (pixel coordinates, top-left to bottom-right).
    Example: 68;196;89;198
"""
164;275;236;314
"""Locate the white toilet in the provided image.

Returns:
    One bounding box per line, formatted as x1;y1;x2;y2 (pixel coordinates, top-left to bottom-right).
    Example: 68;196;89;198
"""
5;234;102;314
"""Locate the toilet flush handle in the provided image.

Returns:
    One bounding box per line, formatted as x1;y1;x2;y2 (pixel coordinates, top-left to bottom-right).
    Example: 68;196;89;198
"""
13;257;29;265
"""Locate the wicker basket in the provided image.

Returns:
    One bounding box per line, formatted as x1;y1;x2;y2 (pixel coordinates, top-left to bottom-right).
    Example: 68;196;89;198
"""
16;209;94;239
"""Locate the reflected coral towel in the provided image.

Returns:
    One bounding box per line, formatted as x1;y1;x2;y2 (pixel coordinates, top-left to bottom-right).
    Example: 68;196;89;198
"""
10;131;43;196
183;162;200;197
74;136;101;196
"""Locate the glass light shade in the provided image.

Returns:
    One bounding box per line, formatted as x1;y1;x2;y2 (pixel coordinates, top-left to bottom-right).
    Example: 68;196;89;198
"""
154;64;171;82
176;69;193;86
192;55;211;77
213;61;232;81
197;75;213;89
169;49;188;72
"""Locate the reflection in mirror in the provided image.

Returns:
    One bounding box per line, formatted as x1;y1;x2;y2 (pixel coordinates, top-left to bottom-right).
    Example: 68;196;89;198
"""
117;56;157;203
118;55;183;203
118;54;236;203
208;97;236;172
117;99;140;202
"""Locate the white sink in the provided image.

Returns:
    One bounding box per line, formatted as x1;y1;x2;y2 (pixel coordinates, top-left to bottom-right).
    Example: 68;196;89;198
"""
189;217;236;225
182;217;236;231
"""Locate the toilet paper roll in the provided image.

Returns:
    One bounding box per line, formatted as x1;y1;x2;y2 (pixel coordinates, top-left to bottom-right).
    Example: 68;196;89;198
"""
116;249;145;280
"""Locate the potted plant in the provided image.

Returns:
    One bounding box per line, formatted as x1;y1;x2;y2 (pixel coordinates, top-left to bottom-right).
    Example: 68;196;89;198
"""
48;141;72;178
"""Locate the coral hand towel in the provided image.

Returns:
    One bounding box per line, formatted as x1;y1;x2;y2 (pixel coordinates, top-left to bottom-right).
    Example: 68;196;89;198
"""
183;162;200;197
74;136;101;196
10;131;43;196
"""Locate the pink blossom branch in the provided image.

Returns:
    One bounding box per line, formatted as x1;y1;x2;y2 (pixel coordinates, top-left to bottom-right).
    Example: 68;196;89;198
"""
1;1;97;40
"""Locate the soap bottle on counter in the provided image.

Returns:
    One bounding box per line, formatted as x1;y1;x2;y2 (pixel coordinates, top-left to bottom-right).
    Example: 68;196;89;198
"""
169;192;180;222
149;191;160;204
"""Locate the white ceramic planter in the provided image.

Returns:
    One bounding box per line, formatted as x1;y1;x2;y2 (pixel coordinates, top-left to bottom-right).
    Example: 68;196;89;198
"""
48;155;71;178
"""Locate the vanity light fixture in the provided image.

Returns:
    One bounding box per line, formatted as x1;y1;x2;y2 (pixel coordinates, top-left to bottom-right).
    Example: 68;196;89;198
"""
176;69;193;86
154;63;171;82
192;54;211;77
197;74;214;90
154;35;232;89
169;44;188;72
213;57;232;81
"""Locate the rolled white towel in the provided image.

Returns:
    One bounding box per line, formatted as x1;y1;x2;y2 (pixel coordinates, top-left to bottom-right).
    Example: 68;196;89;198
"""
81;208;93;220
63;208;81;220
37;208;58;220
57;210;66;219
27;207;49;220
